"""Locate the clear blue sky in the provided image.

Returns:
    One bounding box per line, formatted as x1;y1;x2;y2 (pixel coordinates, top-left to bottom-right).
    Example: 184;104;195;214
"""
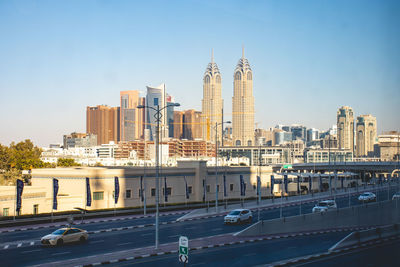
0;0;399;146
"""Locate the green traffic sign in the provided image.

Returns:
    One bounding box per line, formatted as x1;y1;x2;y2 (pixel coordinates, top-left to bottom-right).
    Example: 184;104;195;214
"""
179;246;188;255
283;164;292;169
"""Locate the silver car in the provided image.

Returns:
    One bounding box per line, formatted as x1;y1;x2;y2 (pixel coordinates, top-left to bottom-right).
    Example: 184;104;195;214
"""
224;209;252;224
312;200;337;213
41;228;88;246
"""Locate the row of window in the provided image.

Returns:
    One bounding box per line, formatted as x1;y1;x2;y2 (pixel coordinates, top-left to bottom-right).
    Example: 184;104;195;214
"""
2;204;39;216
90;183;243;201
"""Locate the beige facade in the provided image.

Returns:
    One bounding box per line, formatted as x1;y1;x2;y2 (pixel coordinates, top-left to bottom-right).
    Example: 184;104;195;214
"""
201;51;223;144
232;48;254;146
86;105;120;145
356;114;377;157
378;132;400;161
337;106;354;152
120;90;144;141
13;162;275;214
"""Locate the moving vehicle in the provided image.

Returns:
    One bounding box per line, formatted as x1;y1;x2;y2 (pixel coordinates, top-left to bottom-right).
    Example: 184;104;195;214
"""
41;227;88;246
224;209;252;224
392;192;400;200
358;192;376;203
312;200;337;213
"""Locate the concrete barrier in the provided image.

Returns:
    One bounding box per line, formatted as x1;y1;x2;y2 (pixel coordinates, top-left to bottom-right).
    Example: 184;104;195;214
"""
236;200;400;237
329;224;400;251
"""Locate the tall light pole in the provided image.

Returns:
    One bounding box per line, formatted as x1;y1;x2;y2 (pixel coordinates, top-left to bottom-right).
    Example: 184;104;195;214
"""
137;102;180;250
214;121;231;213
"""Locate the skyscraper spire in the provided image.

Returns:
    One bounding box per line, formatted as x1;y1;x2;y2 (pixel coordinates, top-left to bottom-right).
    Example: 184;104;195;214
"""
242;45;245;59
211;48;214;63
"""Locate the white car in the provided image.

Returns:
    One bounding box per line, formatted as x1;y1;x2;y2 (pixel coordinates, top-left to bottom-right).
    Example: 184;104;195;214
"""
358;192;376;203
41;227;88;246
224;209;252;224
392;192;400;200
312;200;337;213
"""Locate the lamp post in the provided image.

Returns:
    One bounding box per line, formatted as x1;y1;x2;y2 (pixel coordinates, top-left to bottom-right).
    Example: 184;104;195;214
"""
137;102;180;250
213;121;231;213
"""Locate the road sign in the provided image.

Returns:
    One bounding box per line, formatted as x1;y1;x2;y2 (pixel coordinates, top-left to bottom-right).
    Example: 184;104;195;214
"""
283;164;292;169
179;236;189;263
179;254;188;264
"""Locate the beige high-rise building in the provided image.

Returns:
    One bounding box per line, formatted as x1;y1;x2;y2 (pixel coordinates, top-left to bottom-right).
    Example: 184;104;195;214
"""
120;90;143;141
232;48;254;146
337;106;354;152
184;109;202;140
201;50;223;144
86;105;120;145
356;114;377;157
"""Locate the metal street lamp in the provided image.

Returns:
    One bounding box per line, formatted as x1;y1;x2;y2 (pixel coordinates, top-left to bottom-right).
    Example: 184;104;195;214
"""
213;121;231;213
137;102;180;249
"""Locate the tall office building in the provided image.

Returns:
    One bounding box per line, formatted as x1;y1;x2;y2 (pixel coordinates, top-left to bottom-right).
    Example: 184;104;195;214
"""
120;90;143;141
173;111;184;139
337;106;354;151
183;109;202;140
166;94;176;138
86;105;120;145
356;114;377;157
201;50;223;144
146;83;168;141
232;47;254;146
173;110;202;140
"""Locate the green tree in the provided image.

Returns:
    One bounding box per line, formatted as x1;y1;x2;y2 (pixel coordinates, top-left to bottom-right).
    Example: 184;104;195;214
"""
9;140;43;170
0;144;11;170
57;158;81;167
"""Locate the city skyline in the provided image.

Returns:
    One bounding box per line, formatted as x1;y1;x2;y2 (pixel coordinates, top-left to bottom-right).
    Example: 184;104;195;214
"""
1;0;399;146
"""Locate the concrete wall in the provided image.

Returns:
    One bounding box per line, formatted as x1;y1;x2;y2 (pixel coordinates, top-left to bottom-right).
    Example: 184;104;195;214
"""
237;200;400;237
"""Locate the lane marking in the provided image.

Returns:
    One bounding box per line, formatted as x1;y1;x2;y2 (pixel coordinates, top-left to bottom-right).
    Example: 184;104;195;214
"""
22;249;41;254
141;233;152;237
17;243;22;247
4;245;9;249
90;240;105;244
117;242;133;246
52;252;71;256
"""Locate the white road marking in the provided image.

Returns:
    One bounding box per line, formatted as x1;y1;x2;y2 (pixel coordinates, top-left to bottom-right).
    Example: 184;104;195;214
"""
90;240;105;244
4;245;9;249
22;249;41;254
30;242;35;246
141;233;152;237
52;252;71;256
17;243;22;247
117;242;132;246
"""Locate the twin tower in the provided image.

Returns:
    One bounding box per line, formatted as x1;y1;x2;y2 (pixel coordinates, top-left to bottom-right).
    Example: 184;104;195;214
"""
201;48;255;146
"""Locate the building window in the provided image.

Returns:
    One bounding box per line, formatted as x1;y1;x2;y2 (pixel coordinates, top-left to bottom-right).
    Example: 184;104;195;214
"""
188;186;192;194
154;98;159;106
230;184;234;192
93;191;104;200
151;188;156;197
3;208;9;216
163;187;172;196
206;185;210;193
235;71;241;80
216;185;220;192
126;189;132;199
33;204;39;215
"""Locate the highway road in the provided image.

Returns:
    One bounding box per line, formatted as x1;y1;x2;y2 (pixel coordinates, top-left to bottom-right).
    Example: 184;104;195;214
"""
298;237;400;267
109;231;351;267
0;185;397;266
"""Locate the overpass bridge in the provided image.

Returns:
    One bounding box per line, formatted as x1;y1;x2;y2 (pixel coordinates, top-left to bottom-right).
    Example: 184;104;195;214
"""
272;161;400;178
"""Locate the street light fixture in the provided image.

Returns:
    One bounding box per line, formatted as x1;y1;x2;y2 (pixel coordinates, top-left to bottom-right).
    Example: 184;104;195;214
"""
137;102;180;249
213;120;231;213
